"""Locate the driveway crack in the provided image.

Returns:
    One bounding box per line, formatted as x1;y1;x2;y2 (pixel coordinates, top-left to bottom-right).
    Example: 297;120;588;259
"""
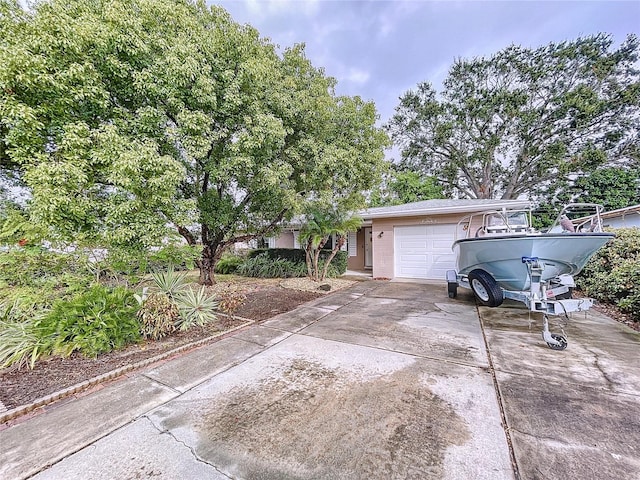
584;347;616;390
143;415;234;479
477;305;522;480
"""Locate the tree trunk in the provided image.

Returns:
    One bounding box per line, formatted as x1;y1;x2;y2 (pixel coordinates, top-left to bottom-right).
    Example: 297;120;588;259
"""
320;236;345;281
199;243;226;286
312;248;321;282
304;240;314;279
199;244;216;285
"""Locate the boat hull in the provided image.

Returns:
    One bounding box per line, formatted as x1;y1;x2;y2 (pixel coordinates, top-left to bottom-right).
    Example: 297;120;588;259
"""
452;233;614;291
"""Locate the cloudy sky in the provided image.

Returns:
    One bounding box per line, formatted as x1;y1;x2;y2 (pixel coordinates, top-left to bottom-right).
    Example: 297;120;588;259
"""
214;0;639;159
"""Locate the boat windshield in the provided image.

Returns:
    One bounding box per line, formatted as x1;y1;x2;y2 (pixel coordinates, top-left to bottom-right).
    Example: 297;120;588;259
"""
487;212;528;228
483;211;530;234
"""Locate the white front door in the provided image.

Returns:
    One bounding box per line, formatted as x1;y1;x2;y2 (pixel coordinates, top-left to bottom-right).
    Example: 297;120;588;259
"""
363;227;373;268
394;224;457;279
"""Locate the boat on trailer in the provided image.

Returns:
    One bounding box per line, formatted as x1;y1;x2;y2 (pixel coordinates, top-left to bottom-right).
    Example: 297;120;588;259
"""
446;203;614;350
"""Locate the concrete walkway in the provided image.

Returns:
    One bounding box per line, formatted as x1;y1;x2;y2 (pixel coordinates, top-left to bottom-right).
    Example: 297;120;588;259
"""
1;280;638;479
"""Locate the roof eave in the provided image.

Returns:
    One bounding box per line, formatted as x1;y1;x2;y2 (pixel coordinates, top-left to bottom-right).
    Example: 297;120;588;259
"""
359;200;531;220
599;204;640;219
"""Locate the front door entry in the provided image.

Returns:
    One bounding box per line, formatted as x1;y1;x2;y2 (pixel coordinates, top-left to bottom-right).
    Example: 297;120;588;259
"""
364;227;373;268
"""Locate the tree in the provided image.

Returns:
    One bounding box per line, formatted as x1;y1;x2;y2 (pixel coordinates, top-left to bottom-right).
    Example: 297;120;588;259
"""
369;168;444;206
387;34;640;201
534;166;640;226
298;204;362;282
0;0;28;200
0;0;388;284
1;0;187;246
573;168;639;210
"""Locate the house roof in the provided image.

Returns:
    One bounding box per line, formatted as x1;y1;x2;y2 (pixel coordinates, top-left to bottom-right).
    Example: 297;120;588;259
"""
359;199;531;219
598;203;640;219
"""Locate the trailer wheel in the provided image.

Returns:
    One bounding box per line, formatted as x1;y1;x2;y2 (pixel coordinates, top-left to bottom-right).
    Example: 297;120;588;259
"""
468;269;503;307
545;333;568;351
447;282;458;298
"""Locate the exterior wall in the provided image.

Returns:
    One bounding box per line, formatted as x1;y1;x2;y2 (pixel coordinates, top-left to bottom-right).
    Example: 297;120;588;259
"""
347;228;366;270
275;231;295;248
371;213;468;279
603;214;640;229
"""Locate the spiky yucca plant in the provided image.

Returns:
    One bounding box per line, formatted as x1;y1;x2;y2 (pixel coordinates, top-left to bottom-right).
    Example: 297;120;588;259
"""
175;287;218;330
151;267;188;298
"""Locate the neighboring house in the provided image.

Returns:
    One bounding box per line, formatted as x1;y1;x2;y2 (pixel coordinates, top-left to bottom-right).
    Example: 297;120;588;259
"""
598;204;640;229
268;199;530;281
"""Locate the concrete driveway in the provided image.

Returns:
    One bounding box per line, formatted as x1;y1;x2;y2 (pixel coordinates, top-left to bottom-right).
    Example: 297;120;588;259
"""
480;301;640;479
1;280;639;479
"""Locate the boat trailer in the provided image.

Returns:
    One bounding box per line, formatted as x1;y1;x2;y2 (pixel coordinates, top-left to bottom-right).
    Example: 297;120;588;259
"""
447;257;596;350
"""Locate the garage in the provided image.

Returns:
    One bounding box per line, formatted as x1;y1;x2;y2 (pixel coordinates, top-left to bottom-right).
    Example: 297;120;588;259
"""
394;224;457;280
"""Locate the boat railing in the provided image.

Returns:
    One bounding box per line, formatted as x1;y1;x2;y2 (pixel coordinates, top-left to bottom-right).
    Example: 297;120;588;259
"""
548;203;606;233
455;209;534;240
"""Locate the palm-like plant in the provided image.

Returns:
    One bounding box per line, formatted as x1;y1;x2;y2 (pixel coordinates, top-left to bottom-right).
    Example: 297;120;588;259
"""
298;205;362;281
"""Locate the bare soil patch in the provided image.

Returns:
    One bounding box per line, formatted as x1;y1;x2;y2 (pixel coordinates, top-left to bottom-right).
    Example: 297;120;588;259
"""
0;278;354;413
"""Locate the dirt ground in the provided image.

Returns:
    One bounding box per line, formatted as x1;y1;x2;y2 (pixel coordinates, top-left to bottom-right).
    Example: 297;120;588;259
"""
0;279;351;412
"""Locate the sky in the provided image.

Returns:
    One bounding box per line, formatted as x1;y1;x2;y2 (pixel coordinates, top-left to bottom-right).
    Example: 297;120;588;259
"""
214;0;640;160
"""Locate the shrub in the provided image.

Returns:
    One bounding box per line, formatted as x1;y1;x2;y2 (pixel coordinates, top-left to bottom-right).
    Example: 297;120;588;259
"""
137;292;179;340
247;248;307;263
237;253;307;278
577;228;640;322
327;251;348;276
217;286;247;318
0;247;92;288
244;248;348;277
38;285;141;357
151;267;189;298
0;302;48;369
215;254;244;274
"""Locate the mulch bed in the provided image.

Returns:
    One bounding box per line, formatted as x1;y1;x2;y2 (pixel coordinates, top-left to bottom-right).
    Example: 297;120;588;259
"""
0;286;322;412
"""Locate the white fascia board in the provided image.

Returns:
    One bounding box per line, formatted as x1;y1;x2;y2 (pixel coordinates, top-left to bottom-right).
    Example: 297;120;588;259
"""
599;204;640;218
359;200;531;220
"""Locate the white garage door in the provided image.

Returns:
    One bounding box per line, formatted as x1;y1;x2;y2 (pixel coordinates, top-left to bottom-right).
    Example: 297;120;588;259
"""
394;224;457;280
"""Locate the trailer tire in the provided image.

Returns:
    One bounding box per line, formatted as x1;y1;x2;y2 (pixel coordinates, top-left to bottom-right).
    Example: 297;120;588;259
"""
468;269;503;307
447;282;458;298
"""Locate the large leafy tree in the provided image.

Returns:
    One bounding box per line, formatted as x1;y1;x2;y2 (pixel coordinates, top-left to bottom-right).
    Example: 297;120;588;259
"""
388;34;640;201
1;0;188;244
0;0;388;284
369;168;444;206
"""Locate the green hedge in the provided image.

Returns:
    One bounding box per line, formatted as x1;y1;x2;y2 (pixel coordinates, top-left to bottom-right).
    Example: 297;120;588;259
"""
246;248;348;275
237;253;307;278
247;248;307;262
577;228;640;322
